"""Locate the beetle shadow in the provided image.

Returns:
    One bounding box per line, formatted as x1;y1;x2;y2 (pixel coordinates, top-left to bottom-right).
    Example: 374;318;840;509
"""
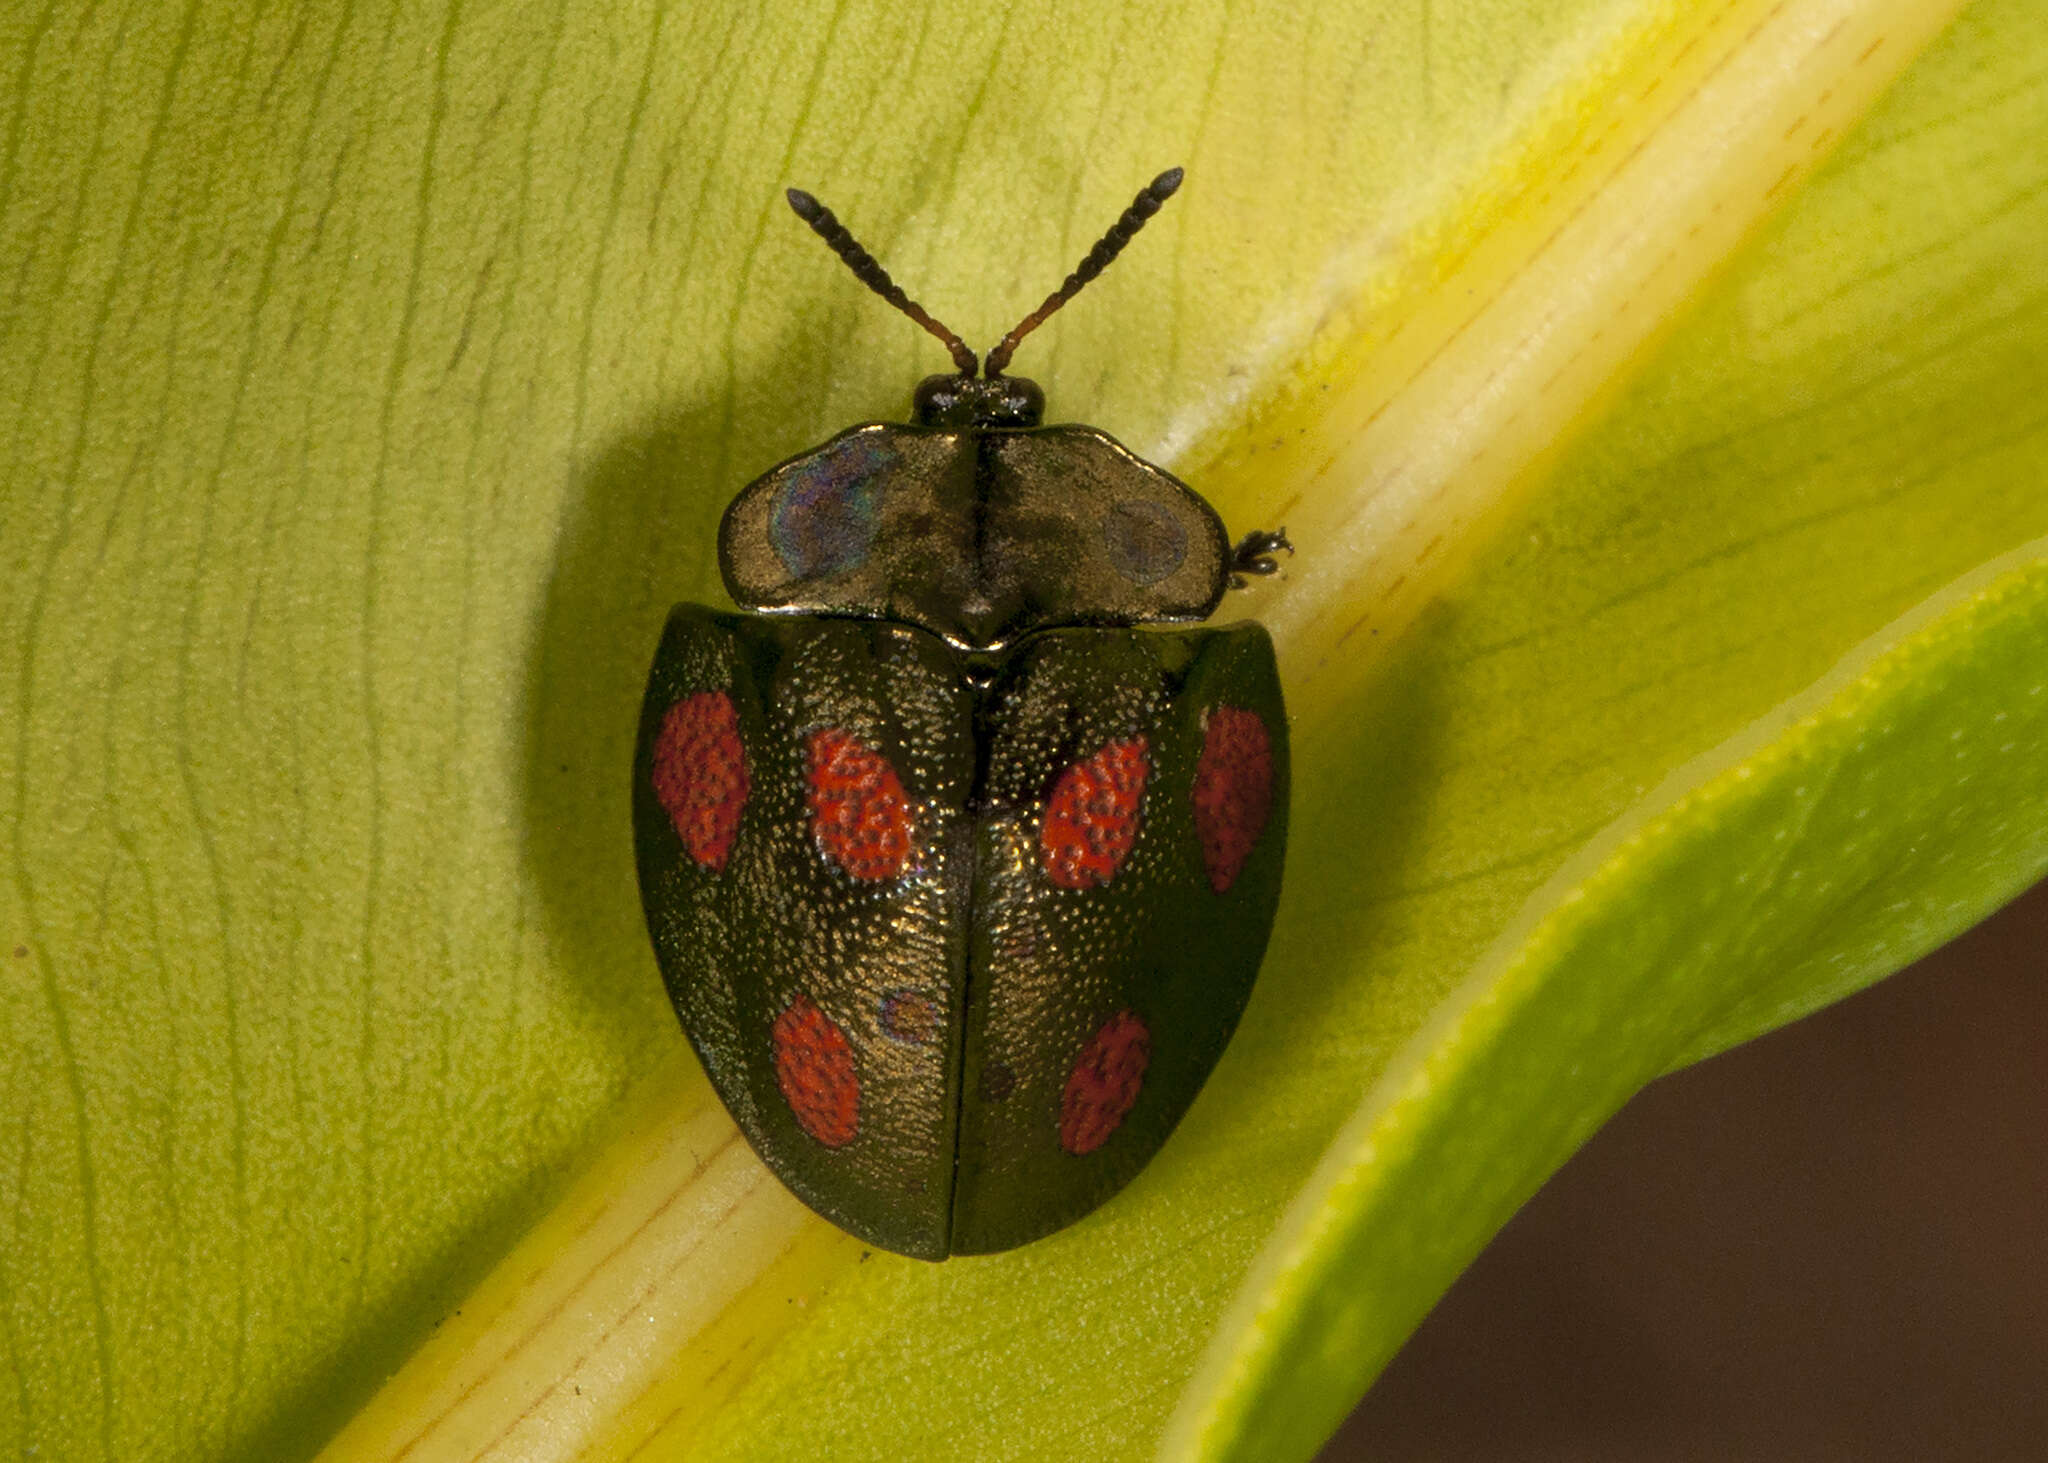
518;327;930;1022
206;407;696;1463
226;1159;592;1463
228;382;817;1463
520;386;790;1045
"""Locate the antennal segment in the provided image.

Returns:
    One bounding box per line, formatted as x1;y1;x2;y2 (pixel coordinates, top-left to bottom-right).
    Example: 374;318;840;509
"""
982;167;1183;377
786;189;980;376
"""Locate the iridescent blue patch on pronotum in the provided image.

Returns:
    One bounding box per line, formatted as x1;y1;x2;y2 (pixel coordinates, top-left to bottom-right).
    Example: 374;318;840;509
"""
769;434;894;578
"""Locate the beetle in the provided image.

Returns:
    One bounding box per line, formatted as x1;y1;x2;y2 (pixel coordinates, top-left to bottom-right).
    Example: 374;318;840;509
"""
633;169;1290;1258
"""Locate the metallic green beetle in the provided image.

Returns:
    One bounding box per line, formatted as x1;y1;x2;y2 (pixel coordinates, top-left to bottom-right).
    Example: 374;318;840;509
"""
634;171;1290;1259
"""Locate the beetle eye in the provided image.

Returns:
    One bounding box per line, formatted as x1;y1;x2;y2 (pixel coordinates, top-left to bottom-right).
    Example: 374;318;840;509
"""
912;373;969;426
997;377;1045;428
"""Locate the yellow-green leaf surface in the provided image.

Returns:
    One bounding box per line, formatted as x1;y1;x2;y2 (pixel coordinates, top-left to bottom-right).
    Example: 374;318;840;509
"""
3;2;2045;1461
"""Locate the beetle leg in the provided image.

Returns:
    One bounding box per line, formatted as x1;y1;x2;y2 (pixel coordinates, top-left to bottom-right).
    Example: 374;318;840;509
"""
1227;527;1294;590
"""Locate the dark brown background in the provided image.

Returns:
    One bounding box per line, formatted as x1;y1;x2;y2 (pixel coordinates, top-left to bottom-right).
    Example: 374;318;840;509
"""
1320;877;2048;1462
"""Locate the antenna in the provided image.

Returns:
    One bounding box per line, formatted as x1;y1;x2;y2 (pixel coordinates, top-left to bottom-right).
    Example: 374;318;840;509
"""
785;189;980;376
982;168;1183;377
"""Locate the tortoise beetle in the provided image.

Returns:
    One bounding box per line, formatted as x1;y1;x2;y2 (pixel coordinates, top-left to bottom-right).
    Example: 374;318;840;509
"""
634;170;1291;1258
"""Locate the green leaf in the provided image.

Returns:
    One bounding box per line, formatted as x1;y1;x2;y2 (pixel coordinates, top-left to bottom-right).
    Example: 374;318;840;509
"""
2;1;2043;1461
1176;545;2048;1462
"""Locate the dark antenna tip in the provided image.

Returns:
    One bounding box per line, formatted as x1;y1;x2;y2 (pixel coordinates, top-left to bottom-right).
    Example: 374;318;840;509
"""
983;166;1186;377
784;186;979;376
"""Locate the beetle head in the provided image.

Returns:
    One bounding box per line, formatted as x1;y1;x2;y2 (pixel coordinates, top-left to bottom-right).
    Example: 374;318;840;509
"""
910;373;1044;429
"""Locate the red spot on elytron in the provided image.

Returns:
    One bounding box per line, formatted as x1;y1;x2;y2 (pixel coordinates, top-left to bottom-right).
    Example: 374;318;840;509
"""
1040;737;1150;889
1190;706;1274;893
1060;1011;1150;1155
652;691;748;872
805;729;913;880
773;993;859;1147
